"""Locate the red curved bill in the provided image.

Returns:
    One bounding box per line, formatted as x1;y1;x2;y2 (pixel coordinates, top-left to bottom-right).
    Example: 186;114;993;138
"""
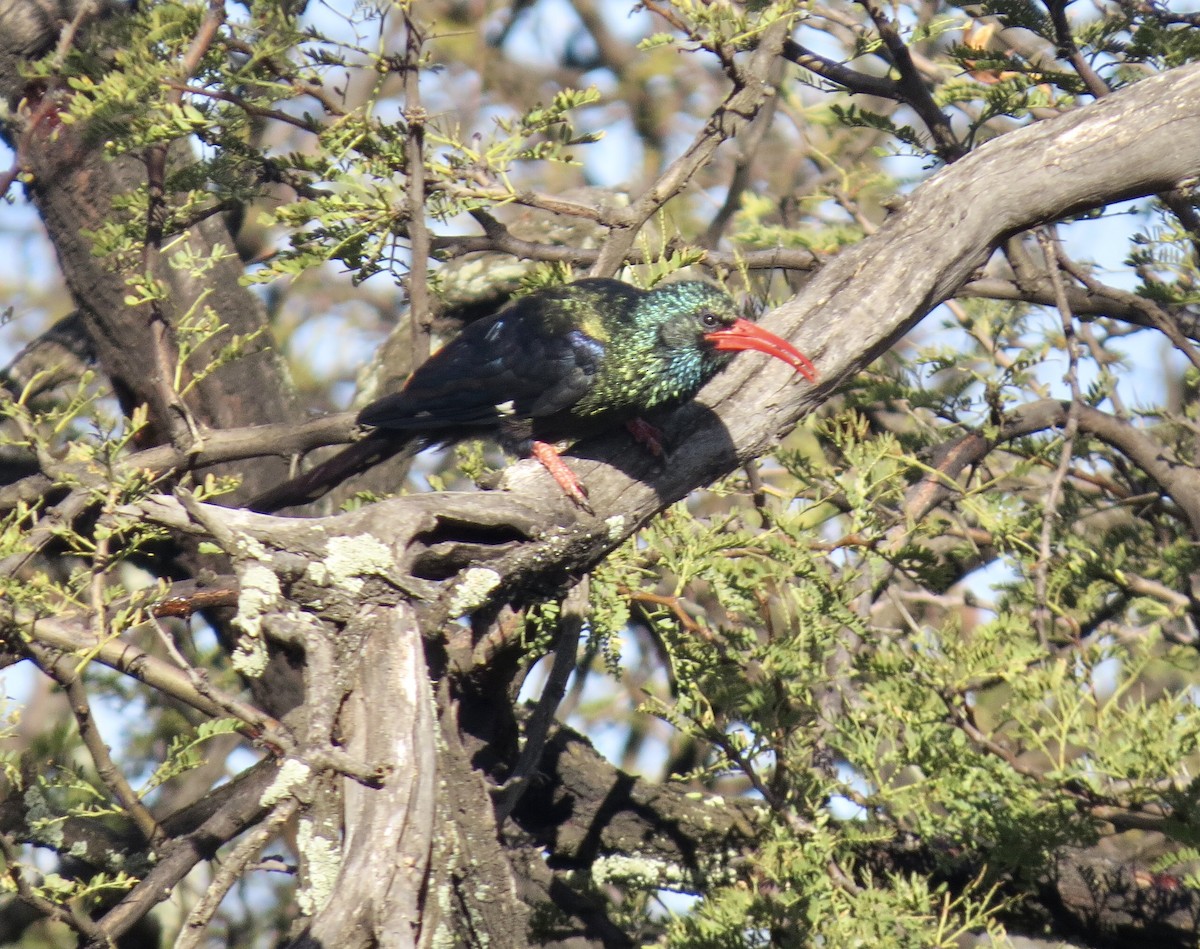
706;318;818;383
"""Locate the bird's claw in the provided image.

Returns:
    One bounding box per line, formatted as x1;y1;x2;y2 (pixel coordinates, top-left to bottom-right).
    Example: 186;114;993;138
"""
531;440;593;513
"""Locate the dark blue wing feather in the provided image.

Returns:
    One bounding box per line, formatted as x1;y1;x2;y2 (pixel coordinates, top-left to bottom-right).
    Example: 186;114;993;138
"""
356;285;624;433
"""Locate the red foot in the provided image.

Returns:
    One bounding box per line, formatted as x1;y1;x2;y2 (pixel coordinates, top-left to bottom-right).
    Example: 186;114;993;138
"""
625;417;665;458
531;440;592;512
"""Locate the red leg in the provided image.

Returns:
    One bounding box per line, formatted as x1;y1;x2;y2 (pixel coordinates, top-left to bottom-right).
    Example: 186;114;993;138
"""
530;440;592;512
625;417;665;458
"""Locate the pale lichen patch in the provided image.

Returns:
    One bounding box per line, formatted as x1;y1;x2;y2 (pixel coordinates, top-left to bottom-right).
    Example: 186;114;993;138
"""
591;853;687;891
324;534;393;594
447;567;502;617
260;758;312;808
231;637;268;678
296;819;340;915
235;563;280;616
429;822;462;949
24;784;64;849
605;514;626;541
233;533;272;563
231;563;280;678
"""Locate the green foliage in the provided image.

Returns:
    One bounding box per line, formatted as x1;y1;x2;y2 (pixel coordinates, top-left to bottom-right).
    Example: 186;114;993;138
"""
830;103;928;156
1129;210;1200;306
641;1;804;53
977;0;1052;38
141;718;242;795
734;192;867;255
0;862;139;910
1125;16;1200;70
566;274;1200;940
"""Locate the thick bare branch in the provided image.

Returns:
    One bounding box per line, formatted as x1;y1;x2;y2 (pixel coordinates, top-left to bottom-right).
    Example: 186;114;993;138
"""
494;61;1200;542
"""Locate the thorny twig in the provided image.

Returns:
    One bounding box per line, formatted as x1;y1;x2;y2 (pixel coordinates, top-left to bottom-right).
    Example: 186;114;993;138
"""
494;580;589;821
402;10;433;364
139;0;229;448
1056;254;1200;374
857;0;965;162
174;798;300;949
1033;228;1084;646
589;15;794;276
0;832;104;940
34;648;166;848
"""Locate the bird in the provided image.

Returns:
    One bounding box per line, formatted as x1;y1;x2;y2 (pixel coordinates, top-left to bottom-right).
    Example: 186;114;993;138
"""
246;278;818;514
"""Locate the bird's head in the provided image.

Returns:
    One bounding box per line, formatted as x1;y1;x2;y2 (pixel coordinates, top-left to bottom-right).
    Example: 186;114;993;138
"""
647;282;818;384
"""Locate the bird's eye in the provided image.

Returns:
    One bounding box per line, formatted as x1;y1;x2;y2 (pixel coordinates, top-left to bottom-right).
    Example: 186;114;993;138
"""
698;311;721;329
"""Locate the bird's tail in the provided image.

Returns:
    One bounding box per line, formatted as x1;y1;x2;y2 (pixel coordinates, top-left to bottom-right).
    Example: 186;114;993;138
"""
246;432;417;513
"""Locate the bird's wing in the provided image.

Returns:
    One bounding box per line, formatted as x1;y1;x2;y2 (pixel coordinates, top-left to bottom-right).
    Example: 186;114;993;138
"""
357;302;607;432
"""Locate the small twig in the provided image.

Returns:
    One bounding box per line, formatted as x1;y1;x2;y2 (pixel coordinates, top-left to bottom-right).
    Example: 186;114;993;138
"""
305;748;391;788
222;37;348;115
0;162;21;202
1033;228;1083;646
248;857;295;873
162;82;327;132
1112;571;1191;612
50;0;105;68
1045;4;1200;266
958;276;1200;343
826;856;864;895
402;11;433;364
174;485;241;554
444;180;630;225
141;171;185;445
174;798;300;949
589;17;794;276
152;579;240;617
945;298;1020;374
857;0;965;162
742;459;775;529
148;616;289;747
0;488;92;580
141;0;229;448
781;37;904;100
87;760;282;944
701;52;784;249
494;580;589;822
642;0;731;68
707;729;816;838
1076;322;1128;417
1056;255;1200;374
947;691;1150;823
13;609;283;738
0;386;68;478
939;688;1109;812
88;501;115;648
0;832;103;940
0;411;356;520
432;224;821;274
623;588;711;640
41;656;166;848
1045;0;1110;99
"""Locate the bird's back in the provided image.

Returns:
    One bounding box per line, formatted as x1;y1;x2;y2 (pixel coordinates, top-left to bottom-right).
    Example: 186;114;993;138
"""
357;279;646;436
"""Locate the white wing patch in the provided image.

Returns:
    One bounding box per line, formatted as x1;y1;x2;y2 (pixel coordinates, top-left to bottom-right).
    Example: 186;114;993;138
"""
495;400;516;416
